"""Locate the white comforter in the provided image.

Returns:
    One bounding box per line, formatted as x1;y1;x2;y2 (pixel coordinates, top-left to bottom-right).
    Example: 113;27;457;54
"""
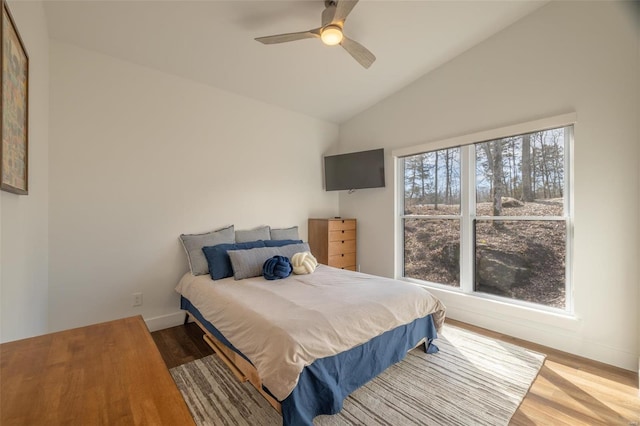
176;265;445;401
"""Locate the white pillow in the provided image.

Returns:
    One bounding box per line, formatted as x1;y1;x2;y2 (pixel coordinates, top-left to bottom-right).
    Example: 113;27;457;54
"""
291;252;318;275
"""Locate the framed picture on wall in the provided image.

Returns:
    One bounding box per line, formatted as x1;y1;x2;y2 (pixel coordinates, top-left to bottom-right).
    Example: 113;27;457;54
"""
1;0;28;195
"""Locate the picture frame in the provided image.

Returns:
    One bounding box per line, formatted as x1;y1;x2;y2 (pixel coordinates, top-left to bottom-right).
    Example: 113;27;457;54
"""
1;0;28;195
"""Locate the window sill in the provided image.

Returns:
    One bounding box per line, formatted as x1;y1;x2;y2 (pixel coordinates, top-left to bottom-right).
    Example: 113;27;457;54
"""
406;279;582;333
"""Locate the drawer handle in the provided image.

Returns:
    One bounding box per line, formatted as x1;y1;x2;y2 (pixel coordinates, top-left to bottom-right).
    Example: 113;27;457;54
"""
341;240;344;243
341;230;345;234
341;254;344;257
342;220;345;223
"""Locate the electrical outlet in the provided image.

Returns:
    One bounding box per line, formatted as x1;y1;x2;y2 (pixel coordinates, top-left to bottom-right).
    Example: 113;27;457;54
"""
132;292;143;307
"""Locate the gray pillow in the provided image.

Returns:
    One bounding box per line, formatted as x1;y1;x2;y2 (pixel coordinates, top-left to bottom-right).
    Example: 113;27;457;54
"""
180;225;235;276
270;226;299;240
228;243;310;280
235;225;271;243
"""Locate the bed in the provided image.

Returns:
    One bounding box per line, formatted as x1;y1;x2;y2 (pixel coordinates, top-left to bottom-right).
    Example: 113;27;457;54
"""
176;264;446;425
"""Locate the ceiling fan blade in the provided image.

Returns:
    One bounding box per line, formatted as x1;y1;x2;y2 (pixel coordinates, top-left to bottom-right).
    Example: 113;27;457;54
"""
255;28;320;44
340;36;376;68
332;0;359;24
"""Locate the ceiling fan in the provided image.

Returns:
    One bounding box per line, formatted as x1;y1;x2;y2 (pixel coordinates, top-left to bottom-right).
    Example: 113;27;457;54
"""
255;0;376;69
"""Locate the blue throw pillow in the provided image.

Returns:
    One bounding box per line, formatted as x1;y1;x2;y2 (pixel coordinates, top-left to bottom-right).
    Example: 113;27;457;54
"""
262;255;292;280
263;239;303;247
203;240;266;280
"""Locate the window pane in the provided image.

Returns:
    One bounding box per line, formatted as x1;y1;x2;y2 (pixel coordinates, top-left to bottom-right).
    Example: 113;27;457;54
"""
476;128;566;216
404;218;460;287
403;148;461;216
475;220;566;308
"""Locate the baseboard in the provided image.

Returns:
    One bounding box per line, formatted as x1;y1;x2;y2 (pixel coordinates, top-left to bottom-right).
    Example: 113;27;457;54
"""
144;311;186;332
446;305;638;372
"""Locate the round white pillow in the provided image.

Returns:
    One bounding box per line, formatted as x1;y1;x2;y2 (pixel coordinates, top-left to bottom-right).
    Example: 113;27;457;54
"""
291;252;318;275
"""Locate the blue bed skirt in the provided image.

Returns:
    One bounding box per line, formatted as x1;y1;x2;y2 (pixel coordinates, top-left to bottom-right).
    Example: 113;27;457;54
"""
181;296;438;426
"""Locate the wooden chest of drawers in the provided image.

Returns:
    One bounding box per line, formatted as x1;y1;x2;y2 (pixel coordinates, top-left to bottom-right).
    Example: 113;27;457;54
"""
308;218;357;271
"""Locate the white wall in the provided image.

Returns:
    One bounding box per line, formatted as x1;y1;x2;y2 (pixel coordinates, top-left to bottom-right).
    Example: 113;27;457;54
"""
48;42;339;332
0;1;49;342
339;1;639;371
637;2;640;378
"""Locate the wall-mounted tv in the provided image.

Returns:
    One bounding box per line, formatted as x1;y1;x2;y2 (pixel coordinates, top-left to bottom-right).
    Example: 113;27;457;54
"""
324;148;385;191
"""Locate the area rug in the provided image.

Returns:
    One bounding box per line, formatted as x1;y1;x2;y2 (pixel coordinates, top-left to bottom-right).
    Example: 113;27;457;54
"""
169;324;545;426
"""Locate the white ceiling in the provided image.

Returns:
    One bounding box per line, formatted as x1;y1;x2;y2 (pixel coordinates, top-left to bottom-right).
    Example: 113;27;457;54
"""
43;0;546;124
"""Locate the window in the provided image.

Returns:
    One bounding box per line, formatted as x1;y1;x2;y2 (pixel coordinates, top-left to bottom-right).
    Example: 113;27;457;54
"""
403;148;461;287
398;123;572;311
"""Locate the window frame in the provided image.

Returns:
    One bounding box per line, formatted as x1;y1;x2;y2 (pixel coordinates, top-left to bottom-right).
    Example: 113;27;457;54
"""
394;113;575;314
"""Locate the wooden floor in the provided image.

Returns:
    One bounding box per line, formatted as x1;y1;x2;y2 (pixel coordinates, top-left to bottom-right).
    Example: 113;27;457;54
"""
151;319;640;425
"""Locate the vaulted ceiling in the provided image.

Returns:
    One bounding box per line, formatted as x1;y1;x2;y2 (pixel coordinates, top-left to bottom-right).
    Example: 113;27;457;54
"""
44;1;546;123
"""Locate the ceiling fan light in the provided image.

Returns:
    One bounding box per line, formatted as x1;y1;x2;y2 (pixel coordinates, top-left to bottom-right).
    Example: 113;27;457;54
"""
321;25;343;46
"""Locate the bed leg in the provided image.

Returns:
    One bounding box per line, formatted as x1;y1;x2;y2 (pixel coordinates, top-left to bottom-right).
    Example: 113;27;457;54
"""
183;312;189;325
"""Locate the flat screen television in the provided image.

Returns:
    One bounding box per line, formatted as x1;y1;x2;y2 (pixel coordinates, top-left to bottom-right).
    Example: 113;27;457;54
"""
324;148;385;191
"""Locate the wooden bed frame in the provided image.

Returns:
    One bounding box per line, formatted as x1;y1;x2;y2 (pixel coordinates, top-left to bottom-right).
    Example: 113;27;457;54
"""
186;312;282;413
185;309;430;419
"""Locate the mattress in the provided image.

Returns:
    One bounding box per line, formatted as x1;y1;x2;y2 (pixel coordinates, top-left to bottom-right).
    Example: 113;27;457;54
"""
176;265;445;401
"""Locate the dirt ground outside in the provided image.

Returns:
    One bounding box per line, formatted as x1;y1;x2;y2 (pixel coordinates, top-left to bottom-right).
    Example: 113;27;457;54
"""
404;199;566;308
